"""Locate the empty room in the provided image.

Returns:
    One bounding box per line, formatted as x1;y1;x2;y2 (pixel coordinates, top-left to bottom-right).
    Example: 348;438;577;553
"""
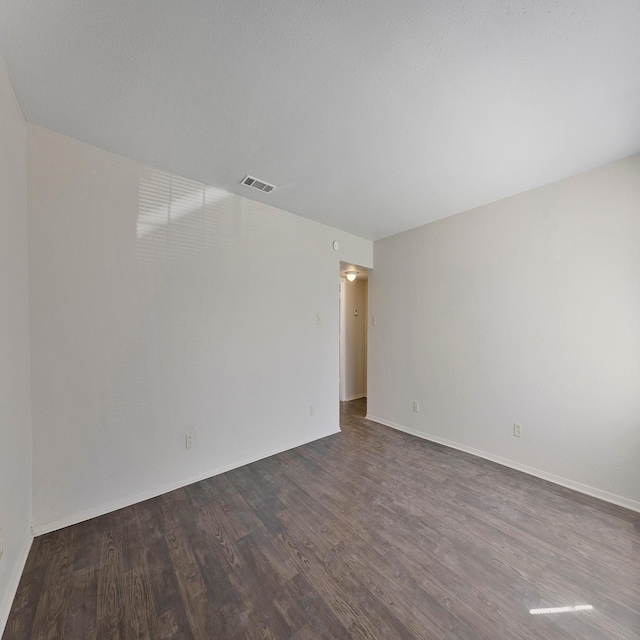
1;1;639;638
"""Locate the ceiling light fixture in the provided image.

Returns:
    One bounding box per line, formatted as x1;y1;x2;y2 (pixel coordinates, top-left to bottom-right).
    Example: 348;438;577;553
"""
345;271;358;282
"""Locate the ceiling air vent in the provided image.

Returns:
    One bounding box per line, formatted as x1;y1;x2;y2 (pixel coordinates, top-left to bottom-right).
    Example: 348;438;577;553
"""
241;175;276;193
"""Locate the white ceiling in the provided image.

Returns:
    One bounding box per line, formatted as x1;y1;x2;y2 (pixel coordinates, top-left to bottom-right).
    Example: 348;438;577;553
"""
1;0;639;240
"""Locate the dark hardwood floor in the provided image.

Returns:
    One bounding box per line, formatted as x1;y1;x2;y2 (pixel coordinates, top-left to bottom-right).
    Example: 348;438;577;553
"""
4;398;640;639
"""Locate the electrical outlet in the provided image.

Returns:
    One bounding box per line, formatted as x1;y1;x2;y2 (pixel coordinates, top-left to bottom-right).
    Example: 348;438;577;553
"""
513;423;522;438
185;433;194;449
310;405;315;416
372;316;377;326
317;313;322;325
413;400;419;413
0;528;3;560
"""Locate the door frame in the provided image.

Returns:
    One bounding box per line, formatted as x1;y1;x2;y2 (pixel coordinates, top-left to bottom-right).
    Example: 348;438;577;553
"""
339;277;346;401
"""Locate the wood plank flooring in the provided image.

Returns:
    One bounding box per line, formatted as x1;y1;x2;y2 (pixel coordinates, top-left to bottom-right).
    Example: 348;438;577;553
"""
4;399;640;639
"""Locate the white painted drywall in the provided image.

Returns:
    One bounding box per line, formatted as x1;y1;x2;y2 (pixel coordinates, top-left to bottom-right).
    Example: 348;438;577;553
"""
0;59;32;631
344;279;367;400
368;155;640;510
27;125;372;530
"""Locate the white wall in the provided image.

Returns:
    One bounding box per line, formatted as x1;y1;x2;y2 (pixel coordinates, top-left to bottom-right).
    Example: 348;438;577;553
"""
344;278;367;400
0;60;32;630
368;155;640;511
27;125;372;531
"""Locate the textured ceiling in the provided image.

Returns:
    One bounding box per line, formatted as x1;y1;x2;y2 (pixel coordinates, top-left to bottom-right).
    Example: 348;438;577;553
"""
1;0;639;240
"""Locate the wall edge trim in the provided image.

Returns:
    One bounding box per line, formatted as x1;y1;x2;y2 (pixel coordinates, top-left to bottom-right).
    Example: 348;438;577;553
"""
365;414;640;514
32;426;341;537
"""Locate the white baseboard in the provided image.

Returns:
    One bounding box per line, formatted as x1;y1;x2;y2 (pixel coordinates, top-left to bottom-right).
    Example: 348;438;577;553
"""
345;393;367;401
32;427;340;537
366;414;640;514
0;530;34;636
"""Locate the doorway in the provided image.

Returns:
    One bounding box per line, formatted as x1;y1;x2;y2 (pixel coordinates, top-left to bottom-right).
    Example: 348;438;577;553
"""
339;263;368;405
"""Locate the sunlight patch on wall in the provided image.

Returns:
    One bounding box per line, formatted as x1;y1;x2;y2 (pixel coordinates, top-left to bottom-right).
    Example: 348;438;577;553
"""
136;170;291;266
136;171;238;264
